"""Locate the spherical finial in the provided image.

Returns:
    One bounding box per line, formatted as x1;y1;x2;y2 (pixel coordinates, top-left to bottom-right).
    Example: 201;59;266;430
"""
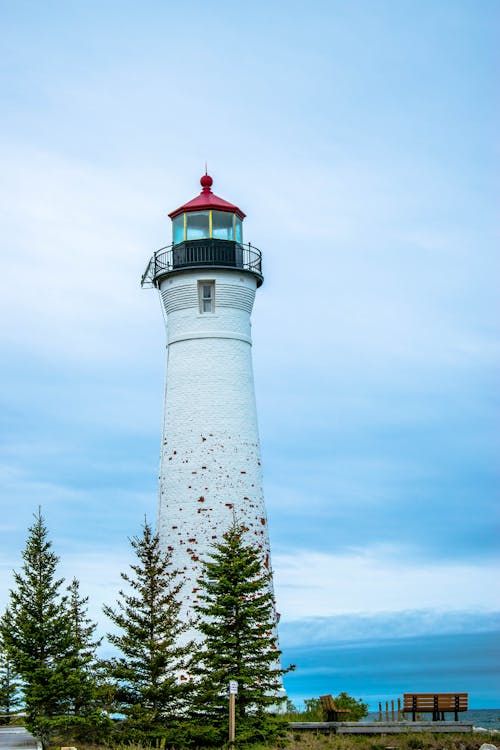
200;173;213;193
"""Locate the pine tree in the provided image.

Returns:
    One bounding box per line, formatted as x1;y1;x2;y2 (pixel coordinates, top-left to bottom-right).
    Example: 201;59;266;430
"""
67;579;101;660
103;519;192;744
0;625;22;724
189;521;292;746
0;509;104;748
64;578;111;741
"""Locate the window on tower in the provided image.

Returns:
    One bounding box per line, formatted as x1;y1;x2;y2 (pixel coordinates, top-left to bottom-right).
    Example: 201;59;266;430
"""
186;211;210;240
172;214;184;244
235;216;243;243
199;281;215;313
212;211;234;240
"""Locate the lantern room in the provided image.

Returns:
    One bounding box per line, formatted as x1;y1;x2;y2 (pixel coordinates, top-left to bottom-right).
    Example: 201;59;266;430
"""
140;173;263;289
169;173;245;245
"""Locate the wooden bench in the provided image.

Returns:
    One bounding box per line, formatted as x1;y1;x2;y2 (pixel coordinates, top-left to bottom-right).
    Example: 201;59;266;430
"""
402;693;468;721
319;694;352;722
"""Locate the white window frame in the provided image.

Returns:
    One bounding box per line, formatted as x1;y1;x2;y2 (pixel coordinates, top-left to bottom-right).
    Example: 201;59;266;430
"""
198;281;215;313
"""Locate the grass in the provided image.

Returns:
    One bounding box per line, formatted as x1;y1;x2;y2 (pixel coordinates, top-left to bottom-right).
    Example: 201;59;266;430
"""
70;732;499;750
283;730;498;750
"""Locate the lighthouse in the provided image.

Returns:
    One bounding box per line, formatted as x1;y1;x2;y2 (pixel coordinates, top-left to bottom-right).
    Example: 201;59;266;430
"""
142;173;276;635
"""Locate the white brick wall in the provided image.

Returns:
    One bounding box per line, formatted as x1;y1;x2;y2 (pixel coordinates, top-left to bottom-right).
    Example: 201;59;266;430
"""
156;269;275;631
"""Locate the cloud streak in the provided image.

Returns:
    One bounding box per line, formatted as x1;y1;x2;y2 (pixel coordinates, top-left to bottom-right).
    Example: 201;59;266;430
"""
274;547;500;618
279;609;500;648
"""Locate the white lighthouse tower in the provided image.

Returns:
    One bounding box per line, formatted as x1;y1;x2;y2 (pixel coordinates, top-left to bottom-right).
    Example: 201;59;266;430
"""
142;173;275;630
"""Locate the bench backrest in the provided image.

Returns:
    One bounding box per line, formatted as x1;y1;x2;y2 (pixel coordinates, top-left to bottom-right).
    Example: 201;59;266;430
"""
402;693;468;712
320;694;336;712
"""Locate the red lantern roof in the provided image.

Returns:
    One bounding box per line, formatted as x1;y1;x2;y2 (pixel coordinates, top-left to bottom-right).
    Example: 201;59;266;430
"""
168;174;246;220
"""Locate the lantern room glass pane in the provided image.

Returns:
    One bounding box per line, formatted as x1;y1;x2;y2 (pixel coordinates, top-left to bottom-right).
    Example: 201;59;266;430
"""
212;210;234;240
235;217;242;243
186;211;210;240
172;214;184;244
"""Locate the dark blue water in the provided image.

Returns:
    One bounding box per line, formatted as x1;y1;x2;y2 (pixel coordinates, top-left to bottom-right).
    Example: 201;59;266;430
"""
364;708;500;731
456;709;500;730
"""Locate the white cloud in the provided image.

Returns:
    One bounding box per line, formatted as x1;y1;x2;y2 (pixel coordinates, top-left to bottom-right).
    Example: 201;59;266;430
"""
0;144;167;365
273;546;500;618
279;609;500;647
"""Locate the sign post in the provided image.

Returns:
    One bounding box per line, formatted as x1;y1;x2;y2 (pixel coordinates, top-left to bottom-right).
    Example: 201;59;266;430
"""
229;680;238;743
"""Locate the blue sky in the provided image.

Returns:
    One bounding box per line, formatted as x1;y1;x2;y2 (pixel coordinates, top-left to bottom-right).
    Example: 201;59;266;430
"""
1;0;498;708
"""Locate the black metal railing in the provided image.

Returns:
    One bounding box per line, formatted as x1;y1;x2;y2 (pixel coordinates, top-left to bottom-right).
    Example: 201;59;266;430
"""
141;239;263;288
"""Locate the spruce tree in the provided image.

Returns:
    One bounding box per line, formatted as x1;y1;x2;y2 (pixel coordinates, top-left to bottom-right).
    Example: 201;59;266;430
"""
103;519;191;744
64;578;110;741
0;510;103;747
67;579;101;662
189;521;291;746
0;626;22;724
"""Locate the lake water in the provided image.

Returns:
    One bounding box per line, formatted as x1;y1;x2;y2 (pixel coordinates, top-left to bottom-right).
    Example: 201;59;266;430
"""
364;708;500;731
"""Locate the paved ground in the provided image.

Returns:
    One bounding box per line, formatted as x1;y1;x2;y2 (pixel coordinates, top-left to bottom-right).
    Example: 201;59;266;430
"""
0;727;39;750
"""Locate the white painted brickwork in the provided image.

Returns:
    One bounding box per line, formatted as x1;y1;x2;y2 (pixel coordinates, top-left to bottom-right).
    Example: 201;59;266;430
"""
156;269;275;638
161;281;255;315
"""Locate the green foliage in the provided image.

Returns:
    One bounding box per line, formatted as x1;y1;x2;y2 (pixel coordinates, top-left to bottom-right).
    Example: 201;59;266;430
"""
65;578;102;716
103;519;192;744
331;692;369;722
67;578;102;665
284;694;368;723
303;698;324;721
0;630;22;723
283;697;324;722
188;521;293;746
0;509;106;747
406;738;423;749
64;578;112;743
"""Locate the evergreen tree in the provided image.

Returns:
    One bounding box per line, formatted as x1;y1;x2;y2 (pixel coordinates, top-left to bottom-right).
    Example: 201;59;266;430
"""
189;521;292;746
67;579;101;663
0;509;104;748
64;578;111;741
0;625;22;724
103;519;191;744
